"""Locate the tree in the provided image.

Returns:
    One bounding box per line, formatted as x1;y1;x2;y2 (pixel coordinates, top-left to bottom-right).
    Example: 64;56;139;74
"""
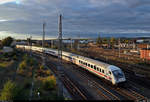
124;39;129;44
110;37;116;44
1;36;13;47
110;37;116;48
0;80;17;101
102;38;108;44
96;37;102;46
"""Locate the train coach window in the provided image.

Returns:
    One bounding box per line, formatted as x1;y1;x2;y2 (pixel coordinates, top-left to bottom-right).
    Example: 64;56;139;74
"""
99;69;101;72
79;60;80;63
102;70;104;73
109;71;111;75
85;63;87;66
97;67;99;71
88;64;90;67
83;62;85;65
91;65;93;68
94;66;96;70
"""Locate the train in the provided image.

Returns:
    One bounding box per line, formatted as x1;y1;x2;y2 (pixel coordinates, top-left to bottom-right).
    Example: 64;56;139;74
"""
16;45;126;85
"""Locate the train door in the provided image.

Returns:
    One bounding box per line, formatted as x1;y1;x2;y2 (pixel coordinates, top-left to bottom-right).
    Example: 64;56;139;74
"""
103;70;107;79
106;70;112;81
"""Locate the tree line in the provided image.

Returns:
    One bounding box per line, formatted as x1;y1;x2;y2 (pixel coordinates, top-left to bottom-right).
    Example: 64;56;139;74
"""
0;36;14;48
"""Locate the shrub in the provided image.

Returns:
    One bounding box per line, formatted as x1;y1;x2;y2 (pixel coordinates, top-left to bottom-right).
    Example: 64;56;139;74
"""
23;54;28;60
42;76;56;91
0;80;18;101
13;55;17;60
19;61;27;70
3;53;9;58
17;68;24;75
40;65;44;70
45;70;51;76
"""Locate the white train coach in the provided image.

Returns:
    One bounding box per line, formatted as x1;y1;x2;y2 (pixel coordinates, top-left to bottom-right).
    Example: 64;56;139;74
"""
16;45;126;85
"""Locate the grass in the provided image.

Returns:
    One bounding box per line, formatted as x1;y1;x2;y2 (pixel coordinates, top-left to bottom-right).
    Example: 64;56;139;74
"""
32;63;62;100
0;61;13;68
0;49;62;100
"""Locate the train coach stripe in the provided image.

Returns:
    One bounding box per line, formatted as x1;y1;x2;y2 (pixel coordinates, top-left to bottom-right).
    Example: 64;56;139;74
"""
78;63;112;80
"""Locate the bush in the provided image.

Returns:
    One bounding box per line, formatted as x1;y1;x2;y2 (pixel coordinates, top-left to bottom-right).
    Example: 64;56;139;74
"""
17;68;24;75
3;53;9;58
42;76;56;91
19;61;27;70
17;60;27;75
23;54;28;60
13;55;17;60
45;70;51;76
0;80;18;101
40;65;44;70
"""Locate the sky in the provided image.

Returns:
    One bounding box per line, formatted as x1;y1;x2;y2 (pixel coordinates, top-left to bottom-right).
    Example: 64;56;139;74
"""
0;0;150;39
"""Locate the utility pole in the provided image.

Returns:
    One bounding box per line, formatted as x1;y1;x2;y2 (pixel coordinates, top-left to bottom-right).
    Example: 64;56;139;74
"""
119;38;120;58
42;22;46;66
78;34;80;50
51;40;53;48
58;14;62;63
71;38;73;50
30;36;32;56
57;14;63;97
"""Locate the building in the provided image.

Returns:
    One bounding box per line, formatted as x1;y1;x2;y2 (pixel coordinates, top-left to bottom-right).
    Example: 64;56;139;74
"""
3;46;13;53
137;43;150;50
16;41;27;45
140;49;150;60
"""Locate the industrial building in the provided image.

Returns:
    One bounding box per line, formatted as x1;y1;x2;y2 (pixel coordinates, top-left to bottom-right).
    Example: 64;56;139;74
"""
140;49;150;60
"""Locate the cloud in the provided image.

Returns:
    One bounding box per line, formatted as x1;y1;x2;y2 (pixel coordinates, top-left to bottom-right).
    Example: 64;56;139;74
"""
0;19;8;22
0;0;150;39
0;0;16;4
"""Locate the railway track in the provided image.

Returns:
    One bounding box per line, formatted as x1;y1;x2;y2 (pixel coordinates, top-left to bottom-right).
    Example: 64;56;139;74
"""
58;57;148;101
32;52;89;100
114;87;148;102
47;55;121;100
26;50;148;101
73;68;120;100
78;49;150;91
44;56;90;100
61;74;87;100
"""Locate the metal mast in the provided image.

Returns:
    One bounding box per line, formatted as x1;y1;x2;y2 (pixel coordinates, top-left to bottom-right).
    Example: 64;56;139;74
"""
30;36;32;56
42;22;46;66
78;34;80;50
71;38;73;50
118;38;120;58
58;14;62;61
57;14;63;97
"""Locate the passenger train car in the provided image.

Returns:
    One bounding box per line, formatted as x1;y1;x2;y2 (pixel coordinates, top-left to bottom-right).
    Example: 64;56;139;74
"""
16;45;126;85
